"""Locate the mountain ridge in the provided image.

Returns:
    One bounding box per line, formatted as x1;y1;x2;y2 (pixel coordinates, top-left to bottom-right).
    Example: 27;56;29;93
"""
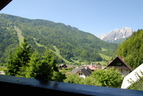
99;27;134;43
0;13;118;63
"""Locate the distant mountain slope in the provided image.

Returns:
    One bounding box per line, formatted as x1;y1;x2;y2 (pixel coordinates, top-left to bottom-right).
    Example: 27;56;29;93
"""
0;13;118;63
100;27;134;43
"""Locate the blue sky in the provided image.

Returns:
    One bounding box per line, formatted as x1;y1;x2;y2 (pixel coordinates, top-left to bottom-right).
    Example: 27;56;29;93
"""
1;0;143;37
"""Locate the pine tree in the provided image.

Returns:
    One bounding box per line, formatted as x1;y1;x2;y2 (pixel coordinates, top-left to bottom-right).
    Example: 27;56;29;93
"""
5;38;31;76
51;71;66;82
25;49;59;81
5;38;63;81
4;51;18;76
35;49;58;80
25;51;41;78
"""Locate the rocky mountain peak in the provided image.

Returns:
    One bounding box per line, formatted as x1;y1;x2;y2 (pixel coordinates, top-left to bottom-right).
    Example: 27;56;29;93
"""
99;27;134;43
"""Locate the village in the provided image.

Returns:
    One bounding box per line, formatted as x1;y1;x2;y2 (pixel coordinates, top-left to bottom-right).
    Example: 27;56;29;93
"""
59;56;132;78
1;0;143;95
59;56;143;89
1;56;143;89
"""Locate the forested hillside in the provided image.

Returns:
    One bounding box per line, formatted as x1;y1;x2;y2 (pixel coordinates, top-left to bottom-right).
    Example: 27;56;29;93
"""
117;29;143;69
0;13;118;63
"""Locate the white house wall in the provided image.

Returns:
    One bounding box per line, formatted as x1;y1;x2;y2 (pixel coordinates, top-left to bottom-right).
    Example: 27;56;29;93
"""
79;75;86;78
121;64;143;89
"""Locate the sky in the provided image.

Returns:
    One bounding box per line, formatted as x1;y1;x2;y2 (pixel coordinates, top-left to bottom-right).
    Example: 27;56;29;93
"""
1;0;143;37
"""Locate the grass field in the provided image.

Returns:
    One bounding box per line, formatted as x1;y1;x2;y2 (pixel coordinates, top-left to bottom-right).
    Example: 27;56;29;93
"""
101;48;107;51
99;53;111;61
94;61;108;66
93;52;111;65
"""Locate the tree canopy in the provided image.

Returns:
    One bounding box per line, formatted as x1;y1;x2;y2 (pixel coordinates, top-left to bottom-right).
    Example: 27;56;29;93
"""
5;38;65;81
89;68;123;88
63;68;123;88
4;38;122;87
5;38;31;76
116;29;143;69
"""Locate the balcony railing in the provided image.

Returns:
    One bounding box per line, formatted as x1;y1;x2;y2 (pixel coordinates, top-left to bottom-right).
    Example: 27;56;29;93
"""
0;75;143;96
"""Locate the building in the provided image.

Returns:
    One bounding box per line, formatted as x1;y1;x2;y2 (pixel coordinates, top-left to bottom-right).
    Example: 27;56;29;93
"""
0;71;4;75
82;64;105;71
59;64;67;68
106;56;132;75
71;67;92;78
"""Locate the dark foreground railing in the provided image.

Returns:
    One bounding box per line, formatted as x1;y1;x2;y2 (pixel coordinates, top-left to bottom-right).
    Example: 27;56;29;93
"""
0;75;143;96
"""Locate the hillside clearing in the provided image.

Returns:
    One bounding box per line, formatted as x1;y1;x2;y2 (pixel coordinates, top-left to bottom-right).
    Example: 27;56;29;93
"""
101;48;107;51
52;46;71;64
99;53;111;61
14;26;24;45
33;38;45;47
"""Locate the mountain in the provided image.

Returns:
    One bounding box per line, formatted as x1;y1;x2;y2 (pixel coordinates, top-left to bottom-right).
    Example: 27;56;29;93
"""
99;27;134;43
0;13;118;64
99;33;107;40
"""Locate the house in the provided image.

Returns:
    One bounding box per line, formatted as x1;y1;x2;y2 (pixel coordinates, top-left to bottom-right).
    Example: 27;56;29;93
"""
71;67;92;78
59;64;67;68
88;65;98;71
105;56;132;75
82;64;100;71
89;65;105;71
59;64;77;69
0;71;4;75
